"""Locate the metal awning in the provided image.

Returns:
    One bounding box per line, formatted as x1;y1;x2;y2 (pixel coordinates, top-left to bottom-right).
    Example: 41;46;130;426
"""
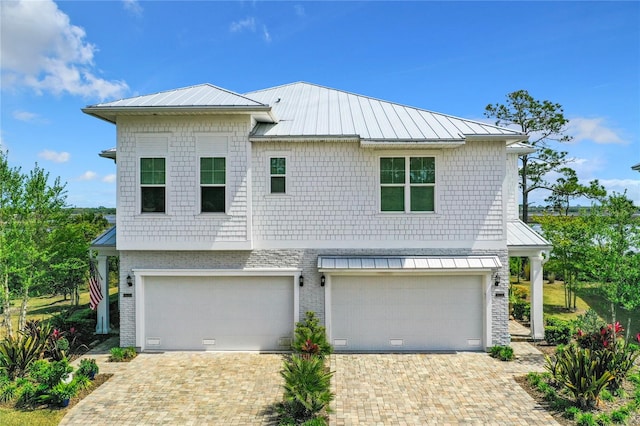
317;255;501;272
91;226;116;249
507;220;551;249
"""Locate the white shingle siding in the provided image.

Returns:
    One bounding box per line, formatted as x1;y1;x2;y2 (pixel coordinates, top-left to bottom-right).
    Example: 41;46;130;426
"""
505;152;519;220
116;116;253;250
252;140;505;246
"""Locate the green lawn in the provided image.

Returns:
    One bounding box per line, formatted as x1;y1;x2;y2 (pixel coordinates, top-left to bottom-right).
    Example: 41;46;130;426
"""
0;407;66;426
513;280;640;335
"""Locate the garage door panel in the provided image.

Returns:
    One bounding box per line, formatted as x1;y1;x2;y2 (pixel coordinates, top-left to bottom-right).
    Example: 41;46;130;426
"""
144;276;293;351
331;275;483;351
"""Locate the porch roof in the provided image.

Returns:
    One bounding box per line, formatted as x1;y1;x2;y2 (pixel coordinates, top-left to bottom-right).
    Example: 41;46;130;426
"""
91;226;116;249
318;255;502;272
507;220;551;250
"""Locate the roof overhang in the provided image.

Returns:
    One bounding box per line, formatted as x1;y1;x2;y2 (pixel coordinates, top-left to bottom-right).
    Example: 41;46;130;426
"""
632;163;640;172
249;135;361;143
82;105;276;125
317;255;502;274
464;134;529;144
507;142;536;155
507;220;552;256
360;139;465;149
99;148;116;162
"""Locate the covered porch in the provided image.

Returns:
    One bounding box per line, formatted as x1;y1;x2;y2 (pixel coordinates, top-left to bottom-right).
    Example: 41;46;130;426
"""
507;220;552;340
89;226;117;334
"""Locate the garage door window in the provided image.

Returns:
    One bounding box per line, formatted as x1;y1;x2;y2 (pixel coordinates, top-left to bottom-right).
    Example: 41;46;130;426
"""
380;157;435;212
140;158;166;213
200;157;226;213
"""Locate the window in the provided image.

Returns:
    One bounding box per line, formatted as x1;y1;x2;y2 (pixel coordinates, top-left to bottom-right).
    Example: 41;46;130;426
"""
270;157;286;194
380;156;435;212
140;158;166;213
200;157;225;213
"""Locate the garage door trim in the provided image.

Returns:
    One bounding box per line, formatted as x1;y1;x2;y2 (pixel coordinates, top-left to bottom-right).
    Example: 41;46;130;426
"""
133;268;301;351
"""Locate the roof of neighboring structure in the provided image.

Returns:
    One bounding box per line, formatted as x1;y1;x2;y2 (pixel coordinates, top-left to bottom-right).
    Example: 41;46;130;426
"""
317;255;502;271
82;84;274;123
246;82;525;142
507;220;551;249
507;141;536;154
85;81;526;144
632;162;640;171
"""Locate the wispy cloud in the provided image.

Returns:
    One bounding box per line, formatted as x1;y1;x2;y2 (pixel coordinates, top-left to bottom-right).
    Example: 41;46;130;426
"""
122;0;143;17
77;170;98;181
262;25;271;43
230;17;256;33
102;174;116;183
0;0;128;100
12;110;49;124
294;5;306;17
38;149;70;163
567;117;626;145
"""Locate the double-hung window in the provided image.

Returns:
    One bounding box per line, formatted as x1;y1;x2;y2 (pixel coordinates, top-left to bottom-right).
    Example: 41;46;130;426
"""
140;158;166;213
270;157;286;194
200;157;226;213
380;156;435;212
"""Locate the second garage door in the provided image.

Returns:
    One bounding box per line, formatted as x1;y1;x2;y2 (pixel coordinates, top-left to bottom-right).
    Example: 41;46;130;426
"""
143;275;294;351
330;275;483;351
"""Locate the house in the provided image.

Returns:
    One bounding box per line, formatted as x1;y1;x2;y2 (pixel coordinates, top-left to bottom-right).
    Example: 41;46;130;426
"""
85;82;550;352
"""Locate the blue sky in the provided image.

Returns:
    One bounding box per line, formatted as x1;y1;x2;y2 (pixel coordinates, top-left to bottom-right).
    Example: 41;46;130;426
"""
1;0;638;208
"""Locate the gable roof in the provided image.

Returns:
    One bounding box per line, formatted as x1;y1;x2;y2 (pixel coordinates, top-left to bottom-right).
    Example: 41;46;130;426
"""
82;84;274;124
246;82;525;143
633;162;640;172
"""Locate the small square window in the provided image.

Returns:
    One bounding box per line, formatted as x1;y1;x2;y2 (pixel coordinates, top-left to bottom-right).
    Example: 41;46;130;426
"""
380;156;435;213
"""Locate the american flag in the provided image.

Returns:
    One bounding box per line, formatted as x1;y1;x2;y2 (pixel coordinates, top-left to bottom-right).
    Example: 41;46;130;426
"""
89;260;103;311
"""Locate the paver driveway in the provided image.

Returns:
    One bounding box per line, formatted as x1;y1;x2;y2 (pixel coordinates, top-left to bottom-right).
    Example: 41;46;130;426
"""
62;342;557;425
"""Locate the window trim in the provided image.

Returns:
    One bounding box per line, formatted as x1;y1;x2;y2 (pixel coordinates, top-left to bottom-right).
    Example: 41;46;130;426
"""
198;156;227;214
378;155;437;214
139;156;167;215
267;154;289;196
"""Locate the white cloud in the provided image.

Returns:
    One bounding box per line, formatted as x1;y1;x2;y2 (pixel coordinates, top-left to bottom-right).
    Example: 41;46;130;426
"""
102;174;116;183
77;170;97;181
38;149;70;163
0;0;128;100
230;17;256;33
122;0;143;17
599;178;640;205
567;117;626;145
294;5;306;17
262;25;271;43
12;110;43;123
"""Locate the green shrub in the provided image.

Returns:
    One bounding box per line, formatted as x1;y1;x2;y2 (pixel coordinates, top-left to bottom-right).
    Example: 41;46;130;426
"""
606;342;640;394
610;407;629;423
488;345;514;361
77;358;99;378
109;347;137;362
576;411;596;426
293;312;332;358
595;412;612;425
564;405;580;419
553;346;613;409
599;388;613;402
512;301;530;321
280;355;334;423
0;333;48;380
526;372;541;386
545;318;572;345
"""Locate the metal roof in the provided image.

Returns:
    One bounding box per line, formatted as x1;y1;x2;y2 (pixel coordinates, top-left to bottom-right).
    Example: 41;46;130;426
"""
246;82;526;142
83;84;274;123
507;220;551;249
317;255;502;271
507;142;536;154
632;162;640;172
90;226;116;248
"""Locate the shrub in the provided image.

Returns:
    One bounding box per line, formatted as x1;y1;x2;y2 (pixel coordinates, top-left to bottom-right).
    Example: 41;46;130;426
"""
576;322;624;351
610;407;629;423
0;334;48;380
545;318;572;345
553;346;613;409
489;345;514;361
595;412;612;425
280;355;334;423
512;301;530;321
293;312;332;359
575;412;596;426
77;358;99;379
606;342;640;394
109;346;137;362
564;405;580;419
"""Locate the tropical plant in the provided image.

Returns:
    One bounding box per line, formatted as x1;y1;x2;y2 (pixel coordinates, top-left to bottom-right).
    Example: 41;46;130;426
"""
489;345;514;361
109;346;137;362
77;358;99;379
47;381;78;406
280;355;334;423
0;333;47;380
293;312;332;358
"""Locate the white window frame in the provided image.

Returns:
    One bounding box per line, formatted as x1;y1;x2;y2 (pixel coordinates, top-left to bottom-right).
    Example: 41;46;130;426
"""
135;133;170;216
378;155;437;214
139;157;167;214
267;154;289;195
198;156;227;214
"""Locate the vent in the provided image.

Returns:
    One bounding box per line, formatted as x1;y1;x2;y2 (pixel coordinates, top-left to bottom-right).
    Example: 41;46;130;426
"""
147;338;161;346
278;337;292;347
467;339;481;347
202;339;216;346
390;339;404;347
333;339;347;347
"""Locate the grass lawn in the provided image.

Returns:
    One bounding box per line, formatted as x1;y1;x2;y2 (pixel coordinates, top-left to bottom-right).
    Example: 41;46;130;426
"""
512;279;640;335
0;407;66;426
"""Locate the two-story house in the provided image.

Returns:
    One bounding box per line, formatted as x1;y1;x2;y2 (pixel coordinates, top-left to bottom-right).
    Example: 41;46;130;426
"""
86;82;550;352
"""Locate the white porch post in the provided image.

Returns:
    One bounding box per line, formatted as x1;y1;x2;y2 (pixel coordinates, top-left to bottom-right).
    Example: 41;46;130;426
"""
529;253;544;340
95;254;110;334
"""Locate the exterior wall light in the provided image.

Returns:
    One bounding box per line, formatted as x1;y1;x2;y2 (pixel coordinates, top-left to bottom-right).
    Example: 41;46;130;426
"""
127;274;133;287
320;274;326;287
299;275;304;287
494;272;500;287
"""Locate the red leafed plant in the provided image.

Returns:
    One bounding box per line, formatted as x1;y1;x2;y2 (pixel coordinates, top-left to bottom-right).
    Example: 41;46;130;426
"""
576;322;624;351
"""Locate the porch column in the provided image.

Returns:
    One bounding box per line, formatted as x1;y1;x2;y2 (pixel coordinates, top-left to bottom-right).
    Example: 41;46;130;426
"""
529;253;544;340
95;254;110;334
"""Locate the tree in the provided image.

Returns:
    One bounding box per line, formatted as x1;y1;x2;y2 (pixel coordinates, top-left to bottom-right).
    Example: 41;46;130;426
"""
589;192;640;313
544;168;606;215
485;90;572;223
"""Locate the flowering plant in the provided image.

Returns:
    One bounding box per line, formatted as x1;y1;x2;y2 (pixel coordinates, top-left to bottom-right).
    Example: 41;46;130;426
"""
576;322;624;351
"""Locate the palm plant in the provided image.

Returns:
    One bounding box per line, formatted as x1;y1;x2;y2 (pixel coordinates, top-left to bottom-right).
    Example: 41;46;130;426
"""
280;355;334;422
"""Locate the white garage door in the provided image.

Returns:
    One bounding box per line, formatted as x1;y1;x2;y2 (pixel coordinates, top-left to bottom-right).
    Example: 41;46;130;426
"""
331;275;483;351
143;275;294;351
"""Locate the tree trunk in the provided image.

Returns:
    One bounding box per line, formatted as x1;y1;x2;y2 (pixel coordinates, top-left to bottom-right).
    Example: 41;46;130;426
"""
2;272;12;338
18;284;29;332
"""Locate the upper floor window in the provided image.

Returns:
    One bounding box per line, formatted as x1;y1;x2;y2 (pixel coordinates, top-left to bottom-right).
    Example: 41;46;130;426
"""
380;156;435;212
200;157;226;213
140;158;166;213
270;157;286;194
